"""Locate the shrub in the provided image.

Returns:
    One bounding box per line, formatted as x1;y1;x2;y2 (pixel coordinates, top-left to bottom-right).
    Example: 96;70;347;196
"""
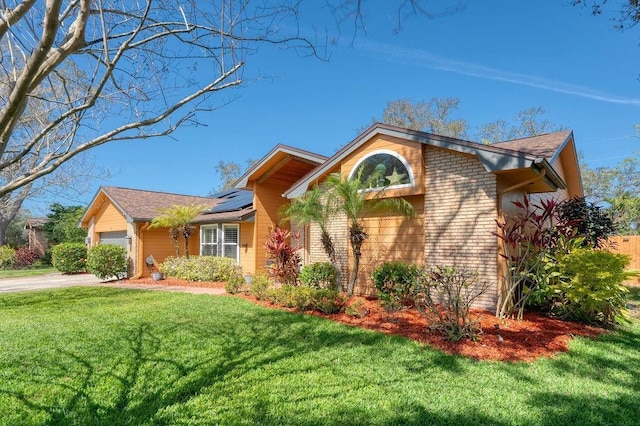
13;247;41;268
416;265;490;342
345;299;370;318
51;243;87;274
551;249;630;326
159;256;240;282
299;262;337;289
264;227;301;285
86;244;127;280
41;249;53;265
0;246;16;269
224;272;245;294
372;261;419;310
249;274;272;300
310;289;345;314
265;285;345;313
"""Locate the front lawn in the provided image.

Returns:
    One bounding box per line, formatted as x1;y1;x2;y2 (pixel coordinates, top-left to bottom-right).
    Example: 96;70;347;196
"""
0;266;57;279
0;287;639;425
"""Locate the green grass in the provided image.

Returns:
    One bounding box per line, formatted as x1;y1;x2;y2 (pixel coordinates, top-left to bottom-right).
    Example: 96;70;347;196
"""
0;287;639;425
0;266;56;279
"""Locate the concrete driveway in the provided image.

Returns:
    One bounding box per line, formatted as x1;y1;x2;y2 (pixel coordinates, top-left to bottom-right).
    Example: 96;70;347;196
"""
0;272;103;293
0;272;225;295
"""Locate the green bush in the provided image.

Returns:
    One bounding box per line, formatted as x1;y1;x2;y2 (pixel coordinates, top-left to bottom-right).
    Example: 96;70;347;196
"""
51;243;87;274
224;272;246;294
159;256;240;282
299;262;337;289
0;246;16;269
372;261;419;310
551;249;630;326
249;274;272;300
86;244;127;280
265;285;345;313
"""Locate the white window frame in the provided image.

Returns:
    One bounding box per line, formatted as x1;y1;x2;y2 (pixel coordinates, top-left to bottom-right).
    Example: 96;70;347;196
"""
200;225;219;257
348;149;415;192
200;223;240;263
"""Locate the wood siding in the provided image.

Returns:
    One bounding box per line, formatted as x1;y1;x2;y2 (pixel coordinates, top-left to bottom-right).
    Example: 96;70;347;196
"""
609;236;640;285
252;181;290;273
93;200;127;234
239;222;255;274
356;195;425;294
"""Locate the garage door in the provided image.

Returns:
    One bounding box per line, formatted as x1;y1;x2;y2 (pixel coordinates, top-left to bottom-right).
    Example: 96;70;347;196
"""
99;231;127;249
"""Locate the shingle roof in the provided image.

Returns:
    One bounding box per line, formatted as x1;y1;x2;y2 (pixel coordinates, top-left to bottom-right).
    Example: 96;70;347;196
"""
492;130;572;161
24;217;49;228
101;186;220;222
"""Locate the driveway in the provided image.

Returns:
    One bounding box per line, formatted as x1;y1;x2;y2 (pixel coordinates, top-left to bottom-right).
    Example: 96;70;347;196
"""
0;272;225;295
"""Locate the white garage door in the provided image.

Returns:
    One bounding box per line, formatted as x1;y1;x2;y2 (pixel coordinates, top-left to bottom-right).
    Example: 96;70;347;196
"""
99;231;127;249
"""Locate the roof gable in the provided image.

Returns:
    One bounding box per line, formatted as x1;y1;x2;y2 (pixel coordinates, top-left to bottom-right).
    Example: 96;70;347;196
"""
285;123;571;199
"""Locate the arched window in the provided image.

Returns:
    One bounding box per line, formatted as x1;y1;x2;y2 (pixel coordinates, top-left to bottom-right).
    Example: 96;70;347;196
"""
348;149;414;191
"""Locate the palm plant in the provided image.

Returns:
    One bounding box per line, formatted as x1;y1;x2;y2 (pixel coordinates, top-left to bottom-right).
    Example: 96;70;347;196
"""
325;170;416;296
280;184;339;269
149;204;207;258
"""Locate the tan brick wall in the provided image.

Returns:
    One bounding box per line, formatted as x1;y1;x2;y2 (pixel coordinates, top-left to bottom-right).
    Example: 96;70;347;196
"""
308;213;349;291
424;146;499;310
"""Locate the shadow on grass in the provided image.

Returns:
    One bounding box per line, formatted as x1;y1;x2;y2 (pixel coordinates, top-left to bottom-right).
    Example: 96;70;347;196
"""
2;289;640;425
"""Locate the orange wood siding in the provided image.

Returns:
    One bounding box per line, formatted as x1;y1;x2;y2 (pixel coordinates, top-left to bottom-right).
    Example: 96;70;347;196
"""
252;181;291;273
356;195;425;294
93;200;127;233
239;222;255;274
340;134;424;198
141;226;200;276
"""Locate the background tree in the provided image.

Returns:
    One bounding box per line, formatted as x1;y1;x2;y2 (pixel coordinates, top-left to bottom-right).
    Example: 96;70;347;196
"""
377;98;468;138
211;159;257;193
149;204;207;258
3;209;29;248
581;153;640;234
476;107;564;143
43;203;87;246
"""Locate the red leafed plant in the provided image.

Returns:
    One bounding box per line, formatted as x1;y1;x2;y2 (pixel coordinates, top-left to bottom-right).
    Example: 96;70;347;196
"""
264;227;301;286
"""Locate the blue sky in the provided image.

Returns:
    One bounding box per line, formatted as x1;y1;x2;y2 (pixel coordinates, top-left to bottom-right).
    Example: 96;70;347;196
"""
28;1;640;212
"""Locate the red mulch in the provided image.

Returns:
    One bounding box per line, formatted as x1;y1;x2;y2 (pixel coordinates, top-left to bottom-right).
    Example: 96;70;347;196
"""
122;278;607;362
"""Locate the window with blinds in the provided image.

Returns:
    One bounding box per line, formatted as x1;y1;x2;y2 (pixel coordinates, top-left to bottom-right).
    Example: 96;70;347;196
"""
200;224;239;262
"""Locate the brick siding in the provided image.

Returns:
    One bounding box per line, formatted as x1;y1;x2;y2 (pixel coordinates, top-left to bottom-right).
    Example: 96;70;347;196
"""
423;146;499;310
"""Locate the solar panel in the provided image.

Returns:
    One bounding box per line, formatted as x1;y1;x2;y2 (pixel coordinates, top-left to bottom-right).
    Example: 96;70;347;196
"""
207;189;253;213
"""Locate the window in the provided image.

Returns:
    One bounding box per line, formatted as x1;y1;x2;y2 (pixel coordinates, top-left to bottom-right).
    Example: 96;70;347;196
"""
222;224;239;261
201;226;218;256
348;149;414;191
200;224;240;262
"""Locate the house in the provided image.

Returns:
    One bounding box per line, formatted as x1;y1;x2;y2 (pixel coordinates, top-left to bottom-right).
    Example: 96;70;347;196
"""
24;218;49;255
81;123;581;309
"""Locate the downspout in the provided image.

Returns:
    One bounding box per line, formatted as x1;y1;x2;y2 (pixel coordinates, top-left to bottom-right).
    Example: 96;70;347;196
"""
131;222;150;279
495;169;546;316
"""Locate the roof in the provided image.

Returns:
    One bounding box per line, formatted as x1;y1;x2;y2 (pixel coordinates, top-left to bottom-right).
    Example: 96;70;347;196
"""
195;189;255;223
235;144;328;189
101;186;219;222
24;217;48;229
284;123;570;199
492;130;573;162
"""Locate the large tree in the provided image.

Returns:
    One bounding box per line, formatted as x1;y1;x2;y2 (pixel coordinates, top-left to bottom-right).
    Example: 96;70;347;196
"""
43;203;87;245
581;153;640;234
377;97;468;138
0;0;326;201
476;107;564;144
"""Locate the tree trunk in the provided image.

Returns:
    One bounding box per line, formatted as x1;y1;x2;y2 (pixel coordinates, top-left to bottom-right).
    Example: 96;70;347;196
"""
0;187;29;246
347;224;367;296
321;230;341;290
